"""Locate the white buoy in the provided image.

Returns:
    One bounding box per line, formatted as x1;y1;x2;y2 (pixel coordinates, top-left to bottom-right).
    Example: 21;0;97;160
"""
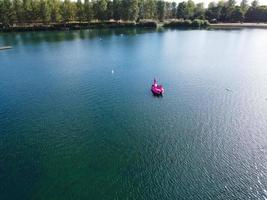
111;70;114;74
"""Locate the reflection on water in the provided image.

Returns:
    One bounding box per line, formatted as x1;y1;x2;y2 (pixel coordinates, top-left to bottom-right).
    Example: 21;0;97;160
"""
0;28;159;46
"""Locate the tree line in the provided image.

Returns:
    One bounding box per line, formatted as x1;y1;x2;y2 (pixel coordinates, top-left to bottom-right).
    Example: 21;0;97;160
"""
0;0;267;26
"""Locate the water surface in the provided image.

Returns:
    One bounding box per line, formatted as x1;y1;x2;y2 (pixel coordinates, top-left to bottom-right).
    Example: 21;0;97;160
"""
0;28;267;200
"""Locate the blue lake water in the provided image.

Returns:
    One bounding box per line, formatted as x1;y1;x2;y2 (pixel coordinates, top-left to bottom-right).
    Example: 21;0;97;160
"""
0;28;267;199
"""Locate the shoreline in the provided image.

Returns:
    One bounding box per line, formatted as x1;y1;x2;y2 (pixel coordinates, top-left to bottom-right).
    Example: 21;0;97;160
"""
210;23;267;29
0;21;157;32
1;22;267;33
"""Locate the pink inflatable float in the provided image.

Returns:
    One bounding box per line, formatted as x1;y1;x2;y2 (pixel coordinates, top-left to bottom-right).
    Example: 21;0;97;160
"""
151;78;164;95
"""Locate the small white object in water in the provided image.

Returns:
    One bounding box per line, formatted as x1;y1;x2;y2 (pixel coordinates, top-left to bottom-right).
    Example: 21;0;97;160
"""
112;70;114;74
120;34;123;37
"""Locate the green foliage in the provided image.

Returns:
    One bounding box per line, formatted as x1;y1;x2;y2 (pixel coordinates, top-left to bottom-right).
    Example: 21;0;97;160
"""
176;0;196;19
203;19;210;26
240;0;249;12
0;0;15;26
205;0;267;22
76;0;84;22
245;5;267;22
184;19;192;25
94;0;107;21
171;2;176;18
231;6;244;22
84;0;93;22
191;19;202;27
13;0;23;22
129;0;139;21
227;0;236;8
194;3;205;19
106;1;113;20
121;0;139;21
0;0;3;24
22;0;39;22
186;0;195;19
177;2;187;19
251;0;259;8
191;19;210;27
164;19;209;28
50;0;61;22
61;0;76;23
40;0;51;23
112;0;121;20
137;19;157;27
156;0;165;21
143;0;156;19
0;0;267;26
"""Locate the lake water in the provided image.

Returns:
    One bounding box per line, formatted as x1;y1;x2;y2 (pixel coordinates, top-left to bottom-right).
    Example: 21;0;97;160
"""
0;28;267;200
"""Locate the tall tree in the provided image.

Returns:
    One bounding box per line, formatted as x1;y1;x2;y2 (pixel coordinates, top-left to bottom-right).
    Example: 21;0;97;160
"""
156;0;165;21
177;1;187;19
194;3;205;19
143;0;156;19
84;0;93;22
121;0;139;21
50;0;61;23
164;2;171;18
231;6;244;22
240;0;249;12
245;3;264;22
223;0;236;21
185;0;195;19
94;0;107;21
171;2;176;18
76;0;84;22
0;0;15;26
28;0;40;22
128;0;139;21
22;0;31;22
251;0;259;8
13;0;23;23
227;0;236;8
138;0;145;19
121;0;129;20
61;0;75;23
113;0;121;20
206;1;222;21
106;0;113;20
0;0;3;24
40;0;51;23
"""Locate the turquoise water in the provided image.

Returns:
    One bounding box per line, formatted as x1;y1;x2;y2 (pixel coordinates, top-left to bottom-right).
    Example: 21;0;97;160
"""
0;28;267;200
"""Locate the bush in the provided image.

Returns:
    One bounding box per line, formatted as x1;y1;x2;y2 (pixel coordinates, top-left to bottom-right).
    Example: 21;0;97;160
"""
184;19;192;26
191;19;210;27
137;20;158;28
203;20;210;27
163;20;191;27
163;19;209;28
192;19;202;27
